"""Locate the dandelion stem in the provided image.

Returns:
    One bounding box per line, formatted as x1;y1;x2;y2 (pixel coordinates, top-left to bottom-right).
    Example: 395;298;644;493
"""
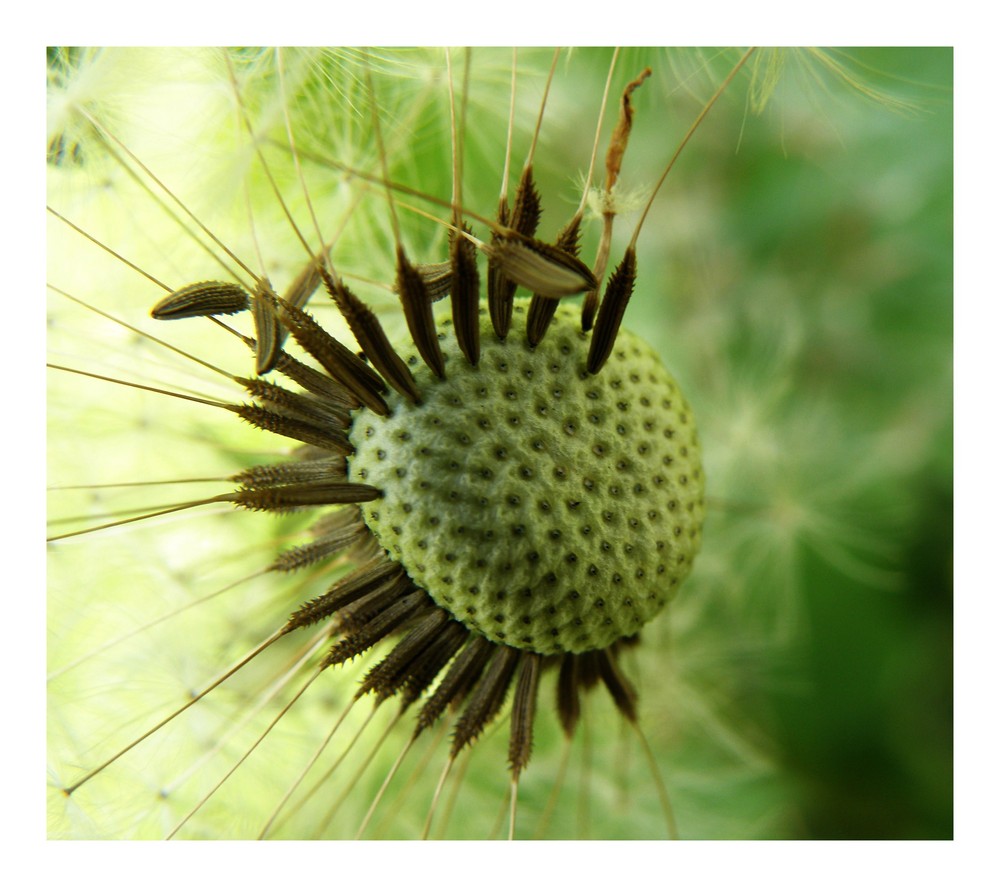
421;754;454;840
498;48;517;207
355;732;416;838
46;207;171;292
167;666;328;839
257;696;366;838
80;108;259;282
47;569;267;682
531;733;573;839
46;363;231;410
62;626;290;795
49;285;236;380
632;719;679;839
315;707;405;837
161;626;332;798
629;47;757;250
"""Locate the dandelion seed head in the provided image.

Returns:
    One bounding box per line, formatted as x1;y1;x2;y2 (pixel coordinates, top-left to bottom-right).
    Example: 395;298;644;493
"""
351;303;704;653
47;45;951;841
45;47;773;839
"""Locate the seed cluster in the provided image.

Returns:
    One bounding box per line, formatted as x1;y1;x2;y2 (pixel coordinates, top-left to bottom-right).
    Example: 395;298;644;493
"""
350;303;704;654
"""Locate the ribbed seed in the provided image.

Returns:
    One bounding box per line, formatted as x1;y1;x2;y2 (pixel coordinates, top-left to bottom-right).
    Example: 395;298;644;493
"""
508;652;542;777
269;514;368;574
399;621;471;707
511;166;542;238
396;246;445;378
238;377;350;429
233;403;352;454
268;348;360;412
578;650;602;690
357;607;451;699
252;278;280;375
286;558;403;631
277;300;388;416
283;257;324;313
336;574;415;633
556;654;581;737
322;267;421;403
487;199;512;338
231;458;346;490
452;644;520;755
489;233;597;299
150;280;250;320
596;648;638;722
230;480;379;512
587;247;637;374
450;225;480;365
413;261;453;302
527;214;583;345
415;634;493;736
488;168;541;338
324;589;431;667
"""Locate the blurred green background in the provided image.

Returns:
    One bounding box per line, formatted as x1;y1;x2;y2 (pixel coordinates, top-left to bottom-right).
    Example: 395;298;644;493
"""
741;48;951;839
638;47;954;839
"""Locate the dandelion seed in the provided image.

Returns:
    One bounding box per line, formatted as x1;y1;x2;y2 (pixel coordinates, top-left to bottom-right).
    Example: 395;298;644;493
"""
150;281;251;320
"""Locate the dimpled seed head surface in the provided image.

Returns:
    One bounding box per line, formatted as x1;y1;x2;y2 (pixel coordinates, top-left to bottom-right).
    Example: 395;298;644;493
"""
348;302;704;654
